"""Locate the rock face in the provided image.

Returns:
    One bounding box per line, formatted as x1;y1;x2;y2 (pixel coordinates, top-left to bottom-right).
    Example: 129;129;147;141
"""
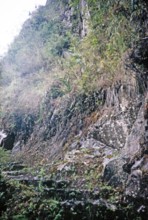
1;57;148;216
0;0;148;219
0;130;15;150
5;63;147;198
10;65;147;217
122;94;148;213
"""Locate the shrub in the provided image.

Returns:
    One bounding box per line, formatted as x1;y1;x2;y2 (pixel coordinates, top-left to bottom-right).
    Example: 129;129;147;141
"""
0;147;11;164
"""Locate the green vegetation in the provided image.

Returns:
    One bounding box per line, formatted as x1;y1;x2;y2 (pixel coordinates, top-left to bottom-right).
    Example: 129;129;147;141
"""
0;0;145;118
0;1;147;219
0;171;142;220
0;147;11;164
0;178;62;220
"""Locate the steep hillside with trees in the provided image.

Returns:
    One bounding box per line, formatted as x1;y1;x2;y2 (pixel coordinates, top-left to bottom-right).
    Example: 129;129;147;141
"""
0;0;148;219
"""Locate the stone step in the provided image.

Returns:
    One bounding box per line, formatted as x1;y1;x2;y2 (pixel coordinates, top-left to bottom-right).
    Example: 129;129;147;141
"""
43;188;100;200
1;171;100;201
2;170;27;176
1;162;26;171
60;199;116;211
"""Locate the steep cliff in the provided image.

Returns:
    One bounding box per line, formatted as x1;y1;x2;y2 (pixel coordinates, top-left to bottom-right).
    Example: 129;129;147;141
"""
0;0;148;219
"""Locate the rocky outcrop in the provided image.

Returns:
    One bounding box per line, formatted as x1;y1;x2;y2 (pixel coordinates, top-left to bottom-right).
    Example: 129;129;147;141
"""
0;130;15;150
0;0;148;219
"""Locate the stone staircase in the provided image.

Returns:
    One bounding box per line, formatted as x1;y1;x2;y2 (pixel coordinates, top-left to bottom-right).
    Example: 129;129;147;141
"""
0;162;121;220
1;161;147;219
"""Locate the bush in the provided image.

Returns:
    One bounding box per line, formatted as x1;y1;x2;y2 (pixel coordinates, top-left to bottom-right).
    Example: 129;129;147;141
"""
0;147;11;164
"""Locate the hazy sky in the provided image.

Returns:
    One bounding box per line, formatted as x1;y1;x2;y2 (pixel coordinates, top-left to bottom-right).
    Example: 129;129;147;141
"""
0;0;47;56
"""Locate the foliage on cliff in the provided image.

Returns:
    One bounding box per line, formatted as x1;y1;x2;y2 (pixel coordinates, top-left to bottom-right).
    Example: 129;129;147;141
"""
0;0;147;118
0;1;148;219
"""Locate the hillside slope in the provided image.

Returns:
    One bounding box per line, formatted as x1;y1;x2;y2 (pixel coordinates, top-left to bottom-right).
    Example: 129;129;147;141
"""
0;0;148;219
